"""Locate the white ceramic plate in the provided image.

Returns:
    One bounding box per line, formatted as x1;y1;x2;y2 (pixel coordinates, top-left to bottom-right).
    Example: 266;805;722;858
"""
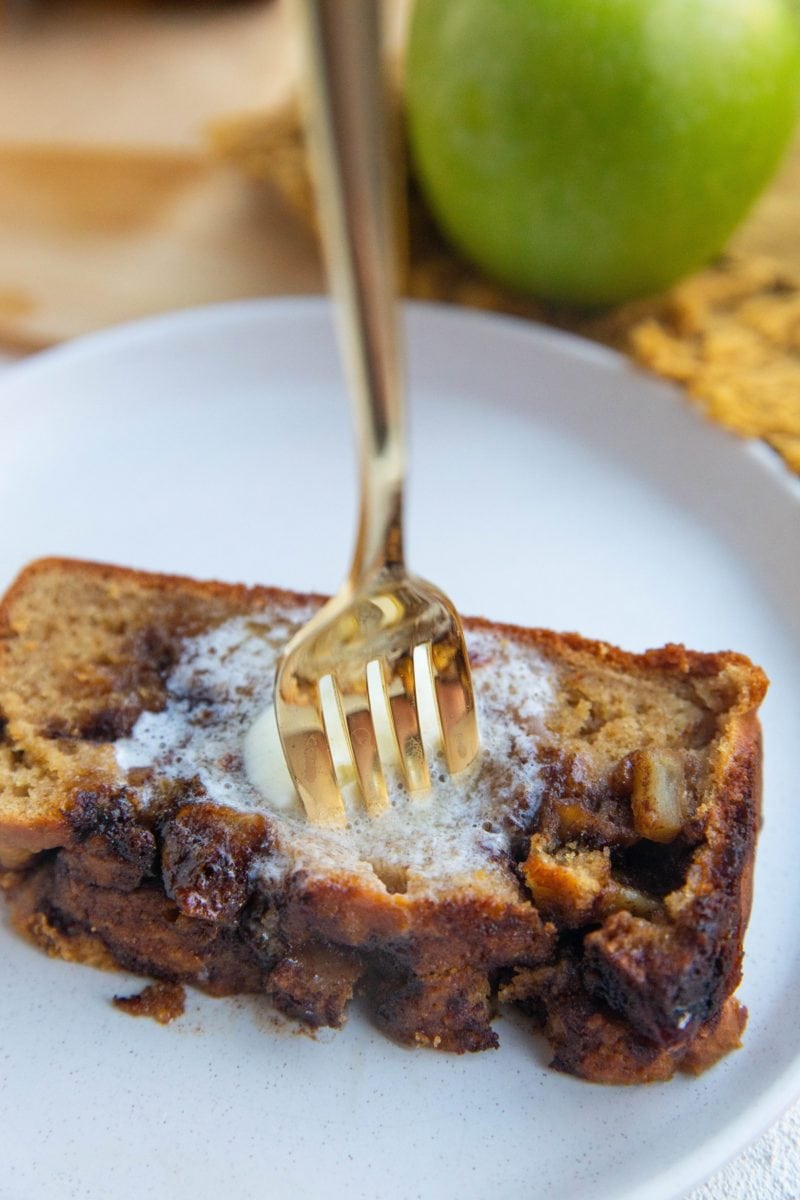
1;300;799;1200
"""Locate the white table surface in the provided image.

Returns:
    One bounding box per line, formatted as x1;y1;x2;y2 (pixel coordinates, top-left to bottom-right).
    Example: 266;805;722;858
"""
0;345;797;1200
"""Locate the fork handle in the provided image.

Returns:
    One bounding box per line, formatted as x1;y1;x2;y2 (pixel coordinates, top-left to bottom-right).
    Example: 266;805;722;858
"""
297;0;406;580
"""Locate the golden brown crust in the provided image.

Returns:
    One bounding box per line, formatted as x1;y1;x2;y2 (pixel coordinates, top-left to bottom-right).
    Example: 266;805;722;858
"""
0;554;326;628
0;557;767;1081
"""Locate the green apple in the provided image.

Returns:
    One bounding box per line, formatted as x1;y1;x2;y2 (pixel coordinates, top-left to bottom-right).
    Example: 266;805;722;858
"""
406;0;800;305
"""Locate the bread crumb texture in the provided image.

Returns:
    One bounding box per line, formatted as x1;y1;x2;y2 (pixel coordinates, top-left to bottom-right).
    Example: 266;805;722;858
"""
0;559;767;1083
113;981;186;1025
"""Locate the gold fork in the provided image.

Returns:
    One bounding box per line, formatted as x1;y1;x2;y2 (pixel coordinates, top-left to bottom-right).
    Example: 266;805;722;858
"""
274;0;479;829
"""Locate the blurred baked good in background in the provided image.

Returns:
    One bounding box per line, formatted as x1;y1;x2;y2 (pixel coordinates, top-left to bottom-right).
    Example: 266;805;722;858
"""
0;0;324;351
0;0;285;150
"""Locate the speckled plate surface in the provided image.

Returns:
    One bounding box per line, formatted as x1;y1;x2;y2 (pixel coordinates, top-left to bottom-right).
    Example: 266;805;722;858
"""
1;300;799;1200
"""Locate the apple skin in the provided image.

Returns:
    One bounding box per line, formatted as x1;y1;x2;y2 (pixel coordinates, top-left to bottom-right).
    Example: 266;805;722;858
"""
406;0;800;306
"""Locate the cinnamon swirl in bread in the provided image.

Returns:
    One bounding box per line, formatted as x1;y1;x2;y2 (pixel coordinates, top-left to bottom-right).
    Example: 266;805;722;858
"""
0;558;766;1082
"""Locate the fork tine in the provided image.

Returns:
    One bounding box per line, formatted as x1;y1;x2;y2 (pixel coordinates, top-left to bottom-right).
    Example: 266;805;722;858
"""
333;669;390;817
382;652;430;793
276;674;347;828
431;637;480;775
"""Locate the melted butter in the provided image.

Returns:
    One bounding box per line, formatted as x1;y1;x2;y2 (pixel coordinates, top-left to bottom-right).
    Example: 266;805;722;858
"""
243;704;303;814
113;613;558;883
245;644;445;819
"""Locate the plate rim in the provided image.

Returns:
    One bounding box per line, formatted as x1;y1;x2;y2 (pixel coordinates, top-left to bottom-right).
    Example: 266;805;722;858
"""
2;293;798;514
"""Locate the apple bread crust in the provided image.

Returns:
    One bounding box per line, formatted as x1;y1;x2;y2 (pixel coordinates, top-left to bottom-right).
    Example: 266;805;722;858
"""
0;558;766;1081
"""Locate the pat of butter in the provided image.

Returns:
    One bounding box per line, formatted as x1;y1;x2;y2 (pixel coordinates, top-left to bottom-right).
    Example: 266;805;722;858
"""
243;704;303;813
244;648;444;815
243;701;360;813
